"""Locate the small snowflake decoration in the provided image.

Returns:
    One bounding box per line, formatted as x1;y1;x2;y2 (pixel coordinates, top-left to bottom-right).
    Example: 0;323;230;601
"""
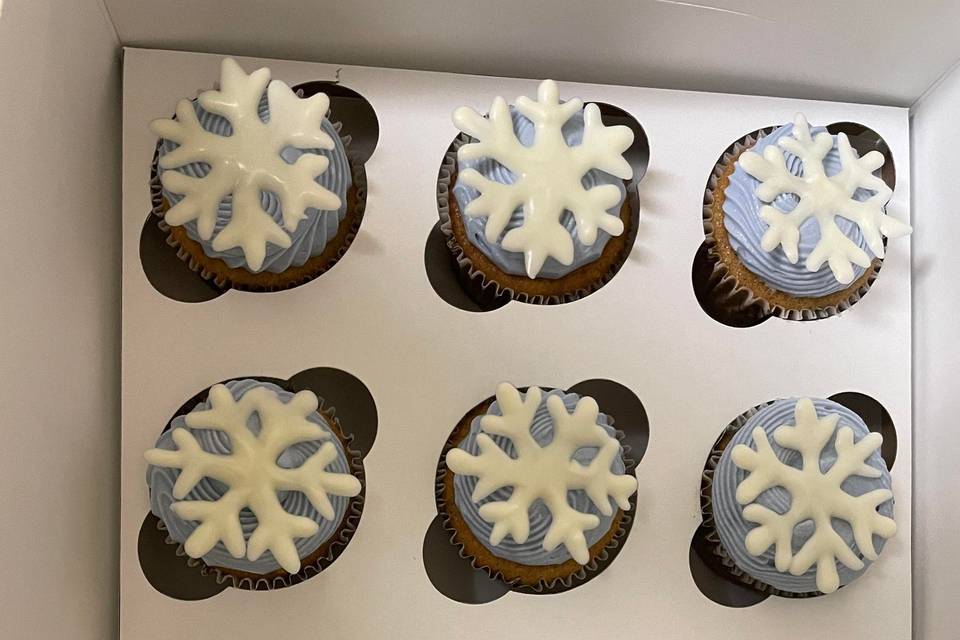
739;114;911;284
144;384;361;574
452;80;635;278
150;58;341;271
446;383;637;564
731;398;896;593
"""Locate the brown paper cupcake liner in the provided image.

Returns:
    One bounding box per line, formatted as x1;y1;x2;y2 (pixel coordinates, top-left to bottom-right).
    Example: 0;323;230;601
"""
702;128;882;321
699;401;820;599
148;113;366;293
435;392;637;594
437;134;636;307
149;392;365;592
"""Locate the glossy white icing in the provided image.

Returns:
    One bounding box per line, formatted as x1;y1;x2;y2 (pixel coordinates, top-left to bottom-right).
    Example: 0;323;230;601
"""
445;383;637;564
730;398;897;593
143;383;361;574
738;114;911;285
150;58;341;271
452;80;634;278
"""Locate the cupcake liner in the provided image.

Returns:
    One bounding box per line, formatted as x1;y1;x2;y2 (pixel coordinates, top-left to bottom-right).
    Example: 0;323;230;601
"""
699;401;821;599
434;393;637;594
437;134;637;307
702;128;882;321
147;381;365;592
148;111;367;293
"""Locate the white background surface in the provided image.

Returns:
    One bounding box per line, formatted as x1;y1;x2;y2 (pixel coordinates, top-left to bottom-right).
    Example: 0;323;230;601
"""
102;0;960;107
910;63;960;640
121;49;912;639
0;2;120;639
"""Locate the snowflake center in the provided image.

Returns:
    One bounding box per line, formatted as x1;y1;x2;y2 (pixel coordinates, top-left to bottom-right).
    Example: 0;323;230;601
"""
519;446;566;487
219;128;284;182
511;133;591;231
800;175;846;214
789;470;834;513
521;165;583;206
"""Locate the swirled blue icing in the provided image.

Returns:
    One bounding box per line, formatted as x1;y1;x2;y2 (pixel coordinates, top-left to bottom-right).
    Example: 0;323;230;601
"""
157;92;351;274
712;398;894;593
723;123;877;297
452;389;626;565
452;106;627;279
146;379;352;574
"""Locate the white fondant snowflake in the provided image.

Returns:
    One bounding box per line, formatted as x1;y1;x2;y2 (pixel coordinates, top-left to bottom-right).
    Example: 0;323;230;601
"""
446;383;637;564
731;398;896;593
452;80;634;278
144;384;361;574
739;114;911;284
150;58;341;271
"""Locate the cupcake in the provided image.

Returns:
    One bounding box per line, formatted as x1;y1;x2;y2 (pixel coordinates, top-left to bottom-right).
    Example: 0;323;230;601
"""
703;398;896;596
438;80;637;306
144;379;363;590
149;57;365;291
703;114;911;320
438;382;638;590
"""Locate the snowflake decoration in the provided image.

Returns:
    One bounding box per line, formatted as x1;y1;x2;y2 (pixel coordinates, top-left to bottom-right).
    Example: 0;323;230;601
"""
730;398;896;593
446;383;637;564
452;80;634;278
150;58;341;271
739;114;911;285
144;384;361;574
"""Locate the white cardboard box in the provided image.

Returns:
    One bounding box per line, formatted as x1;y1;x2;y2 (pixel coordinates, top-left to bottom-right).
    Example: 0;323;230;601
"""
121;49;911;639
2;1;958;638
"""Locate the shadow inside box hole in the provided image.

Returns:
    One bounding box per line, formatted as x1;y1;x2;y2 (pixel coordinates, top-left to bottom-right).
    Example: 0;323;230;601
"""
288;366;379;457
591;102;650;183
293;81;380;165
567;378;650;463
139;215;226;303
690;242;770;328
423;221;508;313
138;512;228;600
422;515;511;605
826;122;896;191
688;523;769;608
828;391;897;469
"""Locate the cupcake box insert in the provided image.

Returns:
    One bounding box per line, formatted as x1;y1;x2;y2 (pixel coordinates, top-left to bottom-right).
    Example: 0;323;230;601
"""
120;49;911;638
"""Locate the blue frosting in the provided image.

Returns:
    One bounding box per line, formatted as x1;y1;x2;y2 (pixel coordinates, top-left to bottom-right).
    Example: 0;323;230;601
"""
712;398;894;593
723;123;876;297
453;106;627;279
146;379;352;574
452;389;626;565
157;93;351;274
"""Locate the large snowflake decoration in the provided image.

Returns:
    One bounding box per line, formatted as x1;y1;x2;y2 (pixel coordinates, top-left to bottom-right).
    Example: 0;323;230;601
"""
452;80;635;278
446;383;637;564
730;398;896;593
739;114;911;284
150;58;341;271
144;384;361;574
